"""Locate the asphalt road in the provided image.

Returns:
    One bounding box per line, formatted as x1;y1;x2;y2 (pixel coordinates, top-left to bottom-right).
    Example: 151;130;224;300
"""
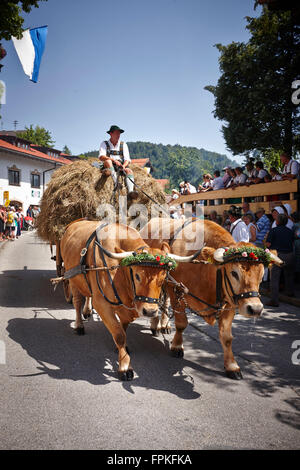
0;231;299;450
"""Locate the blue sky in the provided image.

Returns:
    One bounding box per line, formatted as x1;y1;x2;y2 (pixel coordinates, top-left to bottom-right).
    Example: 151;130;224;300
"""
1;0;260;160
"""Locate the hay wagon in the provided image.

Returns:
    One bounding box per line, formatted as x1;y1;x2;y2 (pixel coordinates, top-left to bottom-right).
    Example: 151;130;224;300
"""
39;160;167;305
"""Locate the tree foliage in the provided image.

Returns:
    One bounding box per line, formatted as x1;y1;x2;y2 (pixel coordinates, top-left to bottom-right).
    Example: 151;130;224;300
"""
205;8;300;158
19;124;55;147
62;145;72;155
0;1;47;41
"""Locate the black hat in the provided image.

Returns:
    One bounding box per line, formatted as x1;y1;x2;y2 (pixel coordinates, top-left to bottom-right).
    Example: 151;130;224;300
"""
107;125;124;134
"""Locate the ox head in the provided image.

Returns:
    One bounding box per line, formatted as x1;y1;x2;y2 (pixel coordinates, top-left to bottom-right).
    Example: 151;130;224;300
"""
201;244;283;318
107;243;201;318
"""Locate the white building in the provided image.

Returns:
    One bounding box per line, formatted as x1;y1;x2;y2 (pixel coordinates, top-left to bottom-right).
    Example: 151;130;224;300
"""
0;134;71;214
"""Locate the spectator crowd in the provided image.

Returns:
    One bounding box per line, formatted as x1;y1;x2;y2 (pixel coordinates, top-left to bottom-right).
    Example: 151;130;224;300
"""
169;152;300;308
0;205;39;242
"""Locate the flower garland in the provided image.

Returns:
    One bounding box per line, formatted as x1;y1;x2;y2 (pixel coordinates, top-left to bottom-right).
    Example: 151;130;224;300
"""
222;246;272;266
120;252;177;270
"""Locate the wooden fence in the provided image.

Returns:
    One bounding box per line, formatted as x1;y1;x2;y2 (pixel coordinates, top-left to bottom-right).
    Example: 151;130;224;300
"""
169;179;299;215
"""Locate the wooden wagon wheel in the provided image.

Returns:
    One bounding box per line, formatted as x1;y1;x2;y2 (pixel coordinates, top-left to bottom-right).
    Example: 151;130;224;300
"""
55;241;73;304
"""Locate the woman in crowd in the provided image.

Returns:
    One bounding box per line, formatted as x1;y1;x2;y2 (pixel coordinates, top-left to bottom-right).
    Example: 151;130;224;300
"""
270;167;282;181
271;206;294;230
243;213;257;243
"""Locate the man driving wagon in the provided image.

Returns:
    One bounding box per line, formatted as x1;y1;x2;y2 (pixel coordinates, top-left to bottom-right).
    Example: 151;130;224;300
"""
98;125;138;200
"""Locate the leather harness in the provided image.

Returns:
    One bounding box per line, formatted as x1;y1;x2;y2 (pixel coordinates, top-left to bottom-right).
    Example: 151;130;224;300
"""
63;222;170;307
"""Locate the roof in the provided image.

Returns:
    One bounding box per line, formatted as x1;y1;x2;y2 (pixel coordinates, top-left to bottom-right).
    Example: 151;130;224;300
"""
131;158;150;167
0;138;72;165
155;178;169;189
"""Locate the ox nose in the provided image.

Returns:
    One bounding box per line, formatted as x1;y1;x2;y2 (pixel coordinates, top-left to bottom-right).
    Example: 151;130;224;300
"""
247;304;263;316
142;307;158;318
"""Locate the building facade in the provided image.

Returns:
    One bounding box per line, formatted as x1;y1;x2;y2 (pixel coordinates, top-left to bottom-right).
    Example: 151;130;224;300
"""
0;134;71;213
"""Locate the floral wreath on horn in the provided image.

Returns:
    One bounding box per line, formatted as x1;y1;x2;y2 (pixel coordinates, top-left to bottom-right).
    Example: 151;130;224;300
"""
221;246;272;267
120;252;177;270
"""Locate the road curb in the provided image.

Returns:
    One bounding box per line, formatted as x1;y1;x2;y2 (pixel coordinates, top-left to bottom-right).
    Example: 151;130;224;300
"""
260;287;300;308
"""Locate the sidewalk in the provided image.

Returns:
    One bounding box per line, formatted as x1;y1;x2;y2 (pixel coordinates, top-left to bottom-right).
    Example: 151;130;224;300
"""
260;281;300;308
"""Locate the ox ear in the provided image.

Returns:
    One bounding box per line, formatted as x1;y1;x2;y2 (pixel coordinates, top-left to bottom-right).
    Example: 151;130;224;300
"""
160;241;170;255
199;247;219;264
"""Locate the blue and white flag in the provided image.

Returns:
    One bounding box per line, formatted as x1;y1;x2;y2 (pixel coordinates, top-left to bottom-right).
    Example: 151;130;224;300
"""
12;26;48;83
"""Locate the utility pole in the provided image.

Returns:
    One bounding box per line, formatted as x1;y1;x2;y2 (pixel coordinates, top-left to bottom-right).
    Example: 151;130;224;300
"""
13;120;18;131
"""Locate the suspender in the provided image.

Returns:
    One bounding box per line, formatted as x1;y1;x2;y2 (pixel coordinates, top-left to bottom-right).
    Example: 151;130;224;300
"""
105;141;124;160
230;220;242;236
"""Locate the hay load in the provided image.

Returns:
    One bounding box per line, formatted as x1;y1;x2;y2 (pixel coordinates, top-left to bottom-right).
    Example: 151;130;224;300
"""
36;159;166;242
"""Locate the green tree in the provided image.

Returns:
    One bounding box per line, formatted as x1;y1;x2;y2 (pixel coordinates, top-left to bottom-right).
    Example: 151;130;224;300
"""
205;8;300;158
62;145;72;155
19;124;55;147
0;1;47;41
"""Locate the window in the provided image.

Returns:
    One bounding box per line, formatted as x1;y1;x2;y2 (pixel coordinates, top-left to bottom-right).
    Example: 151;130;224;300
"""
31;172;40;188
8;168;20;186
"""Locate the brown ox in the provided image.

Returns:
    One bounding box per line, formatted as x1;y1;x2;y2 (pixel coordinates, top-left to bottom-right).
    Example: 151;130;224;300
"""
60;220;194;380
140;218;282;380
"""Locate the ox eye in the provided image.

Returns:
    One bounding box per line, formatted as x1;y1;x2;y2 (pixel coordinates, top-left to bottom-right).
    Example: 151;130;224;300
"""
231;271;239;280
135;273;141;282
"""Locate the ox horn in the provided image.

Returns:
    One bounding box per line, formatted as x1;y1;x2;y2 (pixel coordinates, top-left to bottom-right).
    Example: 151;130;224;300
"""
168;247;203;263
269;252;284;265
213;247;228;263
102;249;135;260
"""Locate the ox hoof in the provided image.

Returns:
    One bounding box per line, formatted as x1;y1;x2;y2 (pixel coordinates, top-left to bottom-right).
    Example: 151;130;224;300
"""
171;348;184;358
151;328;160;337
118;369;134;381
161;326;171;335
82;312;92;319
225;369;243;380
74;327;85;336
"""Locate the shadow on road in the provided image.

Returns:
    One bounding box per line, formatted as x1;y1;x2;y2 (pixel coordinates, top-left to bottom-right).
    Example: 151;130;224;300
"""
6;315;243;400
0;268;70;309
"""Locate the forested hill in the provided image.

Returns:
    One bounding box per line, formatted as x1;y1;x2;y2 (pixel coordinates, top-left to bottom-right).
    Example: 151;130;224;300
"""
82;141;238;189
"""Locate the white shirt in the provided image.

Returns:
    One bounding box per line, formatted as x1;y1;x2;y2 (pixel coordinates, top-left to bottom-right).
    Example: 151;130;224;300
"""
271;219;294;230
257;169;268;179
211;176;224;190
235;173;247;184
180;182;196;194
99;139;131;162
246;168;258;182
283;159;299;176
272;174;282;181
230;219;249;243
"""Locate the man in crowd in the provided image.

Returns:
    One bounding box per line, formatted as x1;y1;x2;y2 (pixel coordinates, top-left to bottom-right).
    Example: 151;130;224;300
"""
222;167;231;187
211;170;224;190
242;202;255;220
249;161;269;184
255;208;271;248
280;153;300;180
228;206;249;243
266;214;295;307
245;160;258;183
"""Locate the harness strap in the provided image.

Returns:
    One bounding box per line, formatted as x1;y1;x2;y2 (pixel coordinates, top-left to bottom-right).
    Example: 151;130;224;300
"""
94;223;123;305
105;140;124;162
